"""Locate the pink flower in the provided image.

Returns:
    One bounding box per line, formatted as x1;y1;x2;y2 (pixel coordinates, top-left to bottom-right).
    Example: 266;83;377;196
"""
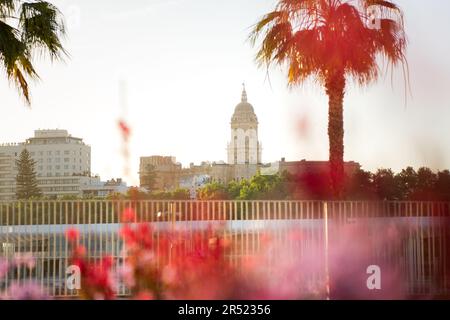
119;264;136;287
0;258;9;279
5;282;48;300
14;253;35;270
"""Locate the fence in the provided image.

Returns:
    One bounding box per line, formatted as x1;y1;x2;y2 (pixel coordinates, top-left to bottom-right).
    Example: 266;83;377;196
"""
0;200;449;298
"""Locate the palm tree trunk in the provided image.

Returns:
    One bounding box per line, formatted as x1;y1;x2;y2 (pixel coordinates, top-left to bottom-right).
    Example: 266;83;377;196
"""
325;71;346;198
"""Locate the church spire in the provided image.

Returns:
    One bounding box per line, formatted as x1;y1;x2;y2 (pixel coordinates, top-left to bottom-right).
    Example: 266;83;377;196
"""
241;83;247;102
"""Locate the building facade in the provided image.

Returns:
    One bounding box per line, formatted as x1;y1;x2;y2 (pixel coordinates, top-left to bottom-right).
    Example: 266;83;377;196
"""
139;156;182;191
139;86;265;195
227;85;262;165
0;129;94;200
80;178;129;197
261;158;361;177
138;85;362;199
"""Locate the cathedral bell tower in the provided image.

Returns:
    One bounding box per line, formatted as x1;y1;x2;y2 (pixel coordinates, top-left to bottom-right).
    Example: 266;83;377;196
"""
227;84;262;165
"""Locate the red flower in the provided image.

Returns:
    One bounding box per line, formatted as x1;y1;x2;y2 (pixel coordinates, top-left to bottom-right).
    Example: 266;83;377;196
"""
136;291;154;300
65;228;80;242
122;207;136;223
118;120;131;138
102;256;114;269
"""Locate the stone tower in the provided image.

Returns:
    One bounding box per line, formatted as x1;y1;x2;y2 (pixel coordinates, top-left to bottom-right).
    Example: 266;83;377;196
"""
227;85;262;165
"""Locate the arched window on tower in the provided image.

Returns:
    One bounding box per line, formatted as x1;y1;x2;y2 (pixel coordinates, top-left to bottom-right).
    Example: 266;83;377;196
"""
234;136;238;164
245;136;249;164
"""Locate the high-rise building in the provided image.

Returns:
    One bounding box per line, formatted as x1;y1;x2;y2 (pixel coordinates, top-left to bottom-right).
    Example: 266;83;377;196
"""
0;129;93;200
227;85;262;165
140;86;266;194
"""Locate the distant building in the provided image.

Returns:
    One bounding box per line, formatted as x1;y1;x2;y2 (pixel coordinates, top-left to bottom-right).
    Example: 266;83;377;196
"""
0;129;96;200
227;84;262;166
81;178;129;197
261;158;361;177
139;86;361;198
139;156;182;191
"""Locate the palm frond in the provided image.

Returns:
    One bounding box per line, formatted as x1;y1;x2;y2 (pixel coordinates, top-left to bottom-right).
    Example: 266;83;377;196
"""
0;0;67;105
19;1;67;60
250;0;407;88
0;0;16;17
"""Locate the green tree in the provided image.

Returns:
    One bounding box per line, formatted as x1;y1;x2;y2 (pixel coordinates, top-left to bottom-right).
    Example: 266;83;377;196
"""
1;0;67;104
435;170;450;201
250;0;407;197
346;168;374;200
242;173;289;200
15;149;41;199
170;188;191;200
197;181;229;200
396;167;418;200
372;169;400;200
227;179;242;199
126;187;151;200
413;167;437;200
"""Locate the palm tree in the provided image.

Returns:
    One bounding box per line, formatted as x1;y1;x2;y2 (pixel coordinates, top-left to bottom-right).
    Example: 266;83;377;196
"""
250;0;407;197
0;0;66;104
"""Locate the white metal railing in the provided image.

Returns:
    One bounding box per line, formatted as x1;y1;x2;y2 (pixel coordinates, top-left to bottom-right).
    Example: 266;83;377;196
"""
0;200;449;298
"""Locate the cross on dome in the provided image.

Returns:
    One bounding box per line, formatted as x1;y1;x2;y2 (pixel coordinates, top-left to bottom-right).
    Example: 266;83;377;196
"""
241;82;247;102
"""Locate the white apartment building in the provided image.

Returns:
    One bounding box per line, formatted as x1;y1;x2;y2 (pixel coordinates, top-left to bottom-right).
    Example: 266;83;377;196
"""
0;129;94;200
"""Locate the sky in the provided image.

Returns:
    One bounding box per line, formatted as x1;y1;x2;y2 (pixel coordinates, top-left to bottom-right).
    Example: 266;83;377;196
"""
1;0;450;186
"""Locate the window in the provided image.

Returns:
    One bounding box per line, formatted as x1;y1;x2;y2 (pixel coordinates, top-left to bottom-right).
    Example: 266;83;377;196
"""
47;151;52;156
56;151;60;156
64;165;69;169
64;150;70;155
56;165;60;170
234;136;238;164
64;158;70;162
245;136;249;164
47;165;52;170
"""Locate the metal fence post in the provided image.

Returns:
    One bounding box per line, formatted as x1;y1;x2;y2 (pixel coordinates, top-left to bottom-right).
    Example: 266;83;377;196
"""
323;201;330;300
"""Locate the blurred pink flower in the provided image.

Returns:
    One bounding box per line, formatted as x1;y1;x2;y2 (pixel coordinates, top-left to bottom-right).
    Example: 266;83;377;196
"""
0;258;9;279
13;253;35;270
4;282;48;300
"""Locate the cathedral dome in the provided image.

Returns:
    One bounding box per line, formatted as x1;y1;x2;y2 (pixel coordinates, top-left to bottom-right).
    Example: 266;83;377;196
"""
231;85;258;129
